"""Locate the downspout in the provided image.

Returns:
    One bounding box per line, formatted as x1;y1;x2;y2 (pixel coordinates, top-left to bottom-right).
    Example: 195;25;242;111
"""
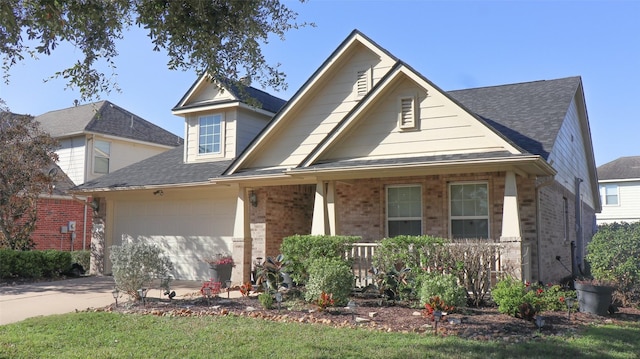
575;178;584;275
82;199;88;250
535;176;554;283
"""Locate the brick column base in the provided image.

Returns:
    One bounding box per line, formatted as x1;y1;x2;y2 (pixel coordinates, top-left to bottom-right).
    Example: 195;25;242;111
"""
232;237;252;285
500;237;523;281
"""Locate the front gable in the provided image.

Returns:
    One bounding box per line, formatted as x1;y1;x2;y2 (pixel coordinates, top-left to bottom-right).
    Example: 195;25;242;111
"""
305;65;522;166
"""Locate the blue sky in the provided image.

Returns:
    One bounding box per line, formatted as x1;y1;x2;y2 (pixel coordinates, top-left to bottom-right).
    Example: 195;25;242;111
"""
1;0;637;166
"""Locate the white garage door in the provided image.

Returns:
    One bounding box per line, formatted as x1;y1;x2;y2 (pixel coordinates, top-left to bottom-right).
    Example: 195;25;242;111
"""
112;190;236;280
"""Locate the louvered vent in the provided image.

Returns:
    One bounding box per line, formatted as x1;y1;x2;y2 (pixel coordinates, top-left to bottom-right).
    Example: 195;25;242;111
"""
356;70;368;98
399;97;416;129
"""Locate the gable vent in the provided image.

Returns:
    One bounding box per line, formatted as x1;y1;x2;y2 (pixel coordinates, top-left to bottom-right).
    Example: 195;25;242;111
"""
399;97;417;130
356;69;369;98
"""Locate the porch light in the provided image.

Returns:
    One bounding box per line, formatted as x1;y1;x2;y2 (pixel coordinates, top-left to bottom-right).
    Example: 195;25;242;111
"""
249;190;258;207
204;287;212;305
433;310;443;335
275;292;283;312
111;288;119;307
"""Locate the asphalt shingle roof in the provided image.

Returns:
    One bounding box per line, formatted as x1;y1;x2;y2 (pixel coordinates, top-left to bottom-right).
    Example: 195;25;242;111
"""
597;156;640;180
76;76;580;190
449;76;581;160
36;101;183;147
76;145;232;190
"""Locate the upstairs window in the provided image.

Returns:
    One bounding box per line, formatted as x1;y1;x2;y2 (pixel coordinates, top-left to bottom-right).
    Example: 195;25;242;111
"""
199;114;222;154
601;184;619;205
450;182;489;239
94;140;110;174
387;185;422;237
398;96;417;130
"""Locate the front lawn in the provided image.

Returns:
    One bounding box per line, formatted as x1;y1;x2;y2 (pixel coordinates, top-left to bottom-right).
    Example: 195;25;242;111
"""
1;312;638;359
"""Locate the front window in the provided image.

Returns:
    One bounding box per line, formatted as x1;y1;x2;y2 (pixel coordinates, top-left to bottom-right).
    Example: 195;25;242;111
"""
450;182;489;239
601;184;619;205
199;114;222;154
387;185;422;237
94;140;110;174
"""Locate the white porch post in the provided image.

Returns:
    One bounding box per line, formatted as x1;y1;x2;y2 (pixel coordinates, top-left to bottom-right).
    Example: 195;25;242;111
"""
232;186;252;284
500;171;526;281
327;181;336;235
311;181;328;235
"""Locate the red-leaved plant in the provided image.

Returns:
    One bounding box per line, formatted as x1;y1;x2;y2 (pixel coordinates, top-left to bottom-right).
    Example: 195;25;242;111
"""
423;295;454;320
316;291;335;311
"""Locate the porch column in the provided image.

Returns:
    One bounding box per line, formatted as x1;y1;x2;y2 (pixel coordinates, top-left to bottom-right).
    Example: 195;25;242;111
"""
500;171;526;281
311;181;328;235
232;186;252;284
327;181;336;235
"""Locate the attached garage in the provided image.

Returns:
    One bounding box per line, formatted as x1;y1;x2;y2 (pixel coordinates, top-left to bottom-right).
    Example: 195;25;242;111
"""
105;187;237;281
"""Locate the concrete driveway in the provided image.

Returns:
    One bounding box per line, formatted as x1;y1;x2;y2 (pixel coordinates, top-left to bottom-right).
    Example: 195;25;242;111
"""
0;276;202;325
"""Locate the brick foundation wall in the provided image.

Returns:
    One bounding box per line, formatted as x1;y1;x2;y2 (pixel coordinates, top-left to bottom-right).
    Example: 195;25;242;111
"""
32;196;93;251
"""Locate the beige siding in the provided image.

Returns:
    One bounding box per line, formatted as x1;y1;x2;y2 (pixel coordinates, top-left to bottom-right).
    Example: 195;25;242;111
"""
110;188;237;281
236;108;271;154
547;97;596;208
185;109;235;162
597;181;640;224
187;81;235;105
244;44;395;169
56;136;86;185
320;77;512;162
85;135;169;183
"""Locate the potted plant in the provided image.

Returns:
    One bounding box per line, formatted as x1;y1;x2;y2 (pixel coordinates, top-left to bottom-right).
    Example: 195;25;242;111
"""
204;252;235;287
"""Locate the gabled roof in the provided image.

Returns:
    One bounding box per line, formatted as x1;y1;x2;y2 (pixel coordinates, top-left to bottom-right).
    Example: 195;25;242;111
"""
172;77;286;114
449;77;581;160
75;145;232;190
36;101;183;147
597;156;640;180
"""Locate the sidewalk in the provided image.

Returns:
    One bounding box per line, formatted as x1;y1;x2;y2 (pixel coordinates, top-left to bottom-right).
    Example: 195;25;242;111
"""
0;276;204;325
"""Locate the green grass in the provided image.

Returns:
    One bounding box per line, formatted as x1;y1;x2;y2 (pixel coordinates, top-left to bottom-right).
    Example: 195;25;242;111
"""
0;312;639;359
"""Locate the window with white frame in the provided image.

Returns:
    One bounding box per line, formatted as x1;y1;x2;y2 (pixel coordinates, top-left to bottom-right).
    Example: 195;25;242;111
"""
387;185;422;237
398;96;417;130
601;184;619;205
94;140;110;174
198;114;222;154
450;182;489;239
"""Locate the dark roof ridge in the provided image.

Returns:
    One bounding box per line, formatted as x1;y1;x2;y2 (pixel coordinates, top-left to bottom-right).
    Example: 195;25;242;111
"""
449;76;581;92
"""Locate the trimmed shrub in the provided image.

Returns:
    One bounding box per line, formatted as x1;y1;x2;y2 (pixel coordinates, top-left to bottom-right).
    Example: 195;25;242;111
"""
281;235;358;285
418;272;467;312
0;249;72;279
304;257;354;306
70;250;90;273
41;250;72;277
110;241;174;299
587;222;640;306
373;235;447;273
492;278;575;319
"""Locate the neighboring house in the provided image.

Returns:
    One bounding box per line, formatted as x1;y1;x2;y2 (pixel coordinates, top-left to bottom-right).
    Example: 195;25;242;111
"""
29;102;182;251
596;156;640;225
76;30;600;285
36;101;184;186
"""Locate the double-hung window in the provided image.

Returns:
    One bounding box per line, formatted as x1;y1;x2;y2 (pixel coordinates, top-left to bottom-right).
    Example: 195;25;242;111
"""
450;182;489;239
94;140;110;174
387;185;422;237
601;184;619;205
199;114;222;154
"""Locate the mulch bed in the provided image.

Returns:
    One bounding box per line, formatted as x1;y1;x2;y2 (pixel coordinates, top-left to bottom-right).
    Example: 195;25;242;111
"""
96;289;640;342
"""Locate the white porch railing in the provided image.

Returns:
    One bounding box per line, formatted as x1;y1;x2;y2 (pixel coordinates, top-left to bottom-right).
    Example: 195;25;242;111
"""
345;241;507;289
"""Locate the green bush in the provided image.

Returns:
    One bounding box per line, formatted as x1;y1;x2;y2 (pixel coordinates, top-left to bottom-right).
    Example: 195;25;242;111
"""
587;222;640;306
110;241;174;299
0;249;73;279
258;292;274;309
281;235;358;285
418;272;467;311
491;277;528;317
492;278;575;319
71;250;90;273
373;235;448;273
304;257;354;306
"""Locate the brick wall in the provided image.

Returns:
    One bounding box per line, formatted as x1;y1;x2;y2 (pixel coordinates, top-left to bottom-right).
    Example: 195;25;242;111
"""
250;185;314;259
32;196;93;251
